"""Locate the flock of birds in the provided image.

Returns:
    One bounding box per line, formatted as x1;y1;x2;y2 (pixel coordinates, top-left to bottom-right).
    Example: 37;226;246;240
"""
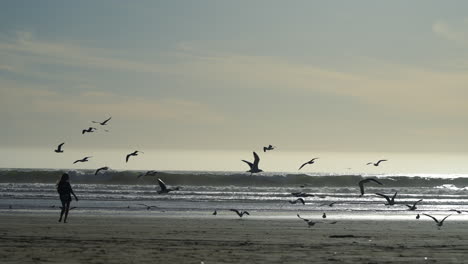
53;117;461;229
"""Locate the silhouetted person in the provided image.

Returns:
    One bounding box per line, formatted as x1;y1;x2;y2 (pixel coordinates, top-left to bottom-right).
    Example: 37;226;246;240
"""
56;173;78;223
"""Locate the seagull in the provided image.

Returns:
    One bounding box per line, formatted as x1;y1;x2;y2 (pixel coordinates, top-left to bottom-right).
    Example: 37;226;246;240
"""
242;152;263;174
416;214;420;219
136;170;158;179
322;213;327;219
126;150;143;163
422;214;452;228
449;209;468;214
375;192;398;205
367;160;387;166
82;127;97;134
405;199;423;211
137;204;158;210
95;166;109;175
358;178;383;196
92;116;112;126
73;156;92;164
157;178;180;194
263;145;275;152
291;192;314;197
289;198;306;205
298;158;319;170
297;214;318;227
320;202;338;207
229;209;250;218
213;210;217;215
54;143;65;153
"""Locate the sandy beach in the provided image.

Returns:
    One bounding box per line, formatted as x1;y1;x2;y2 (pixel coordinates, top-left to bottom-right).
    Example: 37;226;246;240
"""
1;213;468;264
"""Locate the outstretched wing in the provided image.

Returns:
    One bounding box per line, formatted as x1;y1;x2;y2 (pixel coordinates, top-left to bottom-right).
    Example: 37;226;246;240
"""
126;154;131;163
102;117;112;125
413;199;423;206
242;160;254;169
253;152;260;166
243;211;250;216
375;193;391;203
229;209;241;216
157;178;167;191
439;214;452;224
368;178;383;185
391;191;398;201
298;162;308;170
422;214;439;224
57;142;65;150
358;180;365;195
376;160;387;165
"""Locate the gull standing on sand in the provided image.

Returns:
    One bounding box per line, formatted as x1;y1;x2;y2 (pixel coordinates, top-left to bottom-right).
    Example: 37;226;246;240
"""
82;127;97;134
375;192;398;205
242;152;263;174
358;178;383;196
298;158;319;170
367;160;387;166
229;209;250;218
422;214;452;229
126;150;143;163
73;156;92;164
92;116;112;126
405;199;423;211
54;143;65;153
263;145;275;152
95;166;109;175
289;198;306;205
157;178;180;194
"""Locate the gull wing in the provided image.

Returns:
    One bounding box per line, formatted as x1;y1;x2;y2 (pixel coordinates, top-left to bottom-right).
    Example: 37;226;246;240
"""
229;209;241;217
376;160;387;165
413;199;423;206
126;154;131;163
422;214;439;224
298;162;308;170
375;193;391;203
157;178;168;191
253;152;260;166
391;191;398;202
57;142;65;150
439;214;452;224
368;178;383;185
102;116;112;125
242;160;254;169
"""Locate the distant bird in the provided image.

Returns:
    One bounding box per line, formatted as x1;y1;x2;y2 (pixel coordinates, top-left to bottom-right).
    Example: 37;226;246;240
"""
405;199;423;211
92;116;112;126
95;166;109;175
367;160;387;166
291;192;314;197
263;145;275;152
375;192;398;205
322;213;327;219
54;143;65;153
449;209;468;214
358;178;383;196
298;158;319;170
73;156;92;164
137;170;158;179
157;178;180;194
229;209;250;218
297;214;317;227
242;152;263;174
137;204;158;210
320;202;338;207
422;214;452;228
289;198;306;205
213;210;217;215
416;214;420;219
82;127;97;134
126;150;143;163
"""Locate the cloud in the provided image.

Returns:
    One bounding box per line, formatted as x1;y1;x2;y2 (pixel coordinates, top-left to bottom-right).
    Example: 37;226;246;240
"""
432;19;468;44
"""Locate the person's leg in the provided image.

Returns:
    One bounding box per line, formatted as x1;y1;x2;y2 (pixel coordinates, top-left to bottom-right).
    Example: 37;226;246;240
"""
59;200;66;222
63;200;71;223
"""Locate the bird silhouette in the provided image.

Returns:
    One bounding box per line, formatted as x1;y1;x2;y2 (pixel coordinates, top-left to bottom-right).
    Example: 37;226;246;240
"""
263;145;275;152
92;116;112;126
82;127;97;134
73;156;92;164
242;152;263;174
157;178;180;194
229;209;250;218
422;214;452;229
320;202;338;207
137;204;158;210
95;166;109;175
367;160;387;166
291;192;315;197
289;198;306;205
298;158;319;170
136;170;158;179
126;150;143;163
297;214;317;227
54;143;65;153
358;178;383;196
405;199;423;211
375;192;398;205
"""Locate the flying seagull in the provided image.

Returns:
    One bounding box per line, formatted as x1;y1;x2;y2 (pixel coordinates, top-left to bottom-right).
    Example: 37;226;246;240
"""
95;166;109;175
289;198;306;205
229;209;250;218
263;145;275;152
405;199;423;211
291;192;314;197
297;214;318;228
54;142;65;153
422;214;452;229
136;170;158;179
298;158;319;170
449;209;468;214
242;152;263;174
367;160;387;166
73;156;92;164
137;204;158;210
320;202;338;207
157;178;180;194
82;127;97;134
92;116;112;126
126;150;143;163
358;178;383;196
375;192;398;205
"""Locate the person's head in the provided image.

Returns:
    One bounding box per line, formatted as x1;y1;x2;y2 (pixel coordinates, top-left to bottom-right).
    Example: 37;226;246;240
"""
59;173;69;183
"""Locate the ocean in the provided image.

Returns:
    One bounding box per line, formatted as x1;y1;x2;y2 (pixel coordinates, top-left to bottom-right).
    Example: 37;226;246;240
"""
1;169;468;220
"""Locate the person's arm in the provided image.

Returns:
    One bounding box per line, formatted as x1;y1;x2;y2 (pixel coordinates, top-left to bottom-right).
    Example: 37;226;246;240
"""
69;184;78;201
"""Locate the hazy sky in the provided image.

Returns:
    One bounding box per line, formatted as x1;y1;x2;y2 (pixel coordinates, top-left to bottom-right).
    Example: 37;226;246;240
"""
1;1;468;170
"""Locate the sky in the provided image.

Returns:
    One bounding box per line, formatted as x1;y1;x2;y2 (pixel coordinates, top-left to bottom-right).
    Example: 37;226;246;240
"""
1;1;468;171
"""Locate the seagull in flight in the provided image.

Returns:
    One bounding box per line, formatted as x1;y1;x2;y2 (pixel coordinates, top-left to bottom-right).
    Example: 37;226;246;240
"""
92;116;112;126
375;192;398;205
291;192;314;197
297;214;318;227
73;156;92;164
157;178;180;194
126;150;143;163
367;160;387;166
136;170;158;179
137;204;158;210
229;209;250;218
358;178;383;196
54;143;65;153
95;166;109;175
242;152;263;174
289;198;306;205
263;145;275;152
449;209;468;214
405;199;423;211
298;158;319;170
422;214;452;229
320;202;338;207
82;127;97;134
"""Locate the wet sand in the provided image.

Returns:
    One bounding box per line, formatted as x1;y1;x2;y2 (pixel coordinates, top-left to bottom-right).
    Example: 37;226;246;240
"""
1;213;468;263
